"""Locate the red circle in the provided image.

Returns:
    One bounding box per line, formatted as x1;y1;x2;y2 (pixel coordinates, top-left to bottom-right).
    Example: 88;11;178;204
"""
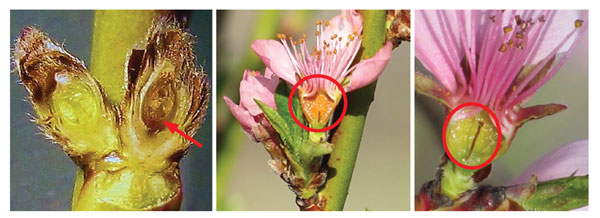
442;102;502;170
288;74;347;132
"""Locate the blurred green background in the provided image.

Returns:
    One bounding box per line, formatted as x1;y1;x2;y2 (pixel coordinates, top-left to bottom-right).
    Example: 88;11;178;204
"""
415;28;589;190
10;10;213;211
217;10;410;211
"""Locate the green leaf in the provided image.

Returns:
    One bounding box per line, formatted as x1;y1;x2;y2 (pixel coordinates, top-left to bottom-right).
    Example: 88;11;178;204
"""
517;175;588;211
254;99;292;146
273;81;307;151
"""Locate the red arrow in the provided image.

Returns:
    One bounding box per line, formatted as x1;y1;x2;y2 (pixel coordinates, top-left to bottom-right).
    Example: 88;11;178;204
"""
163;121;202;148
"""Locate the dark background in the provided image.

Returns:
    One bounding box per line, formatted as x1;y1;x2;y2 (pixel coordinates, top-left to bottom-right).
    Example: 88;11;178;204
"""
10;10;213;211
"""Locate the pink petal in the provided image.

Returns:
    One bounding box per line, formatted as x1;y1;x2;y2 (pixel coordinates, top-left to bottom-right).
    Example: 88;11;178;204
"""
508;139;588;186
527;10;588;65
251;40;297;85
239;69;279;116
324;10;363;40
345;42;392;92
415;10;463;93
223;96;256;134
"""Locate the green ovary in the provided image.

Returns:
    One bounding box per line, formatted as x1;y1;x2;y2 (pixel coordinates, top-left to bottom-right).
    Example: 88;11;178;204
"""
446;109;502;167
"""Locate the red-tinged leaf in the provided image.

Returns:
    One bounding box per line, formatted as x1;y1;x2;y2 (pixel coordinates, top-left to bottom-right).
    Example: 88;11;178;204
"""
415;72;450;108
515;103;567;126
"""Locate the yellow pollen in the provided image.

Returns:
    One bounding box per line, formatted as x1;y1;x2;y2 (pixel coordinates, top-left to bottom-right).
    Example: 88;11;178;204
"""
338;37;342;41
575;19;584;28
507;39;514;48
316;20;322;25
277;33;286;40
333;49;337;54
346;41;350;47
315;31;320;36
512;85;517;92
325;21;330;27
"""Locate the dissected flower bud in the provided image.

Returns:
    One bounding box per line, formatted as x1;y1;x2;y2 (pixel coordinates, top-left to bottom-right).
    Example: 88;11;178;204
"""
119;17;210;164
13;16;209;210
299;89;340;129
14;27;120;160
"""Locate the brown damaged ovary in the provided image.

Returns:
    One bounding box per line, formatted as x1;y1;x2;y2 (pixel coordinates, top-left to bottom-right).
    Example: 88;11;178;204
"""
13;17;210;210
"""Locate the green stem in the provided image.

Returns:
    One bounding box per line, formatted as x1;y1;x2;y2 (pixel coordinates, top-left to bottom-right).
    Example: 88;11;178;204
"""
90;10;158;104
319;10;387;211
74;10;160;210
439;162;475;200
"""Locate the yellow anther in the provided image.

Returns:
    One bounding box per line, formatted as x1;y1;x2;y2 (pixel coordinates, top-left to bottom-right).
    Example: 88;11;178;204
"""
575;19;584;28
516;32;523;39
315;31;320;36
503;25;513;34
277;33;286;40
316;20;322;25
507;39;514;48
499;44;507;52
515;15;522;25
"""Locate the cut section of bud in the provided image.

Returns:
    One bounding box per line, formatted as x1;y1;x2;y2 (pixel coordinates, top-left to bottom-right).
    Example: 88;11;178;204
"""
299;88;340;129
119;17;210;164
446;107;503;167
13;27;120;159
13;16;210;211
